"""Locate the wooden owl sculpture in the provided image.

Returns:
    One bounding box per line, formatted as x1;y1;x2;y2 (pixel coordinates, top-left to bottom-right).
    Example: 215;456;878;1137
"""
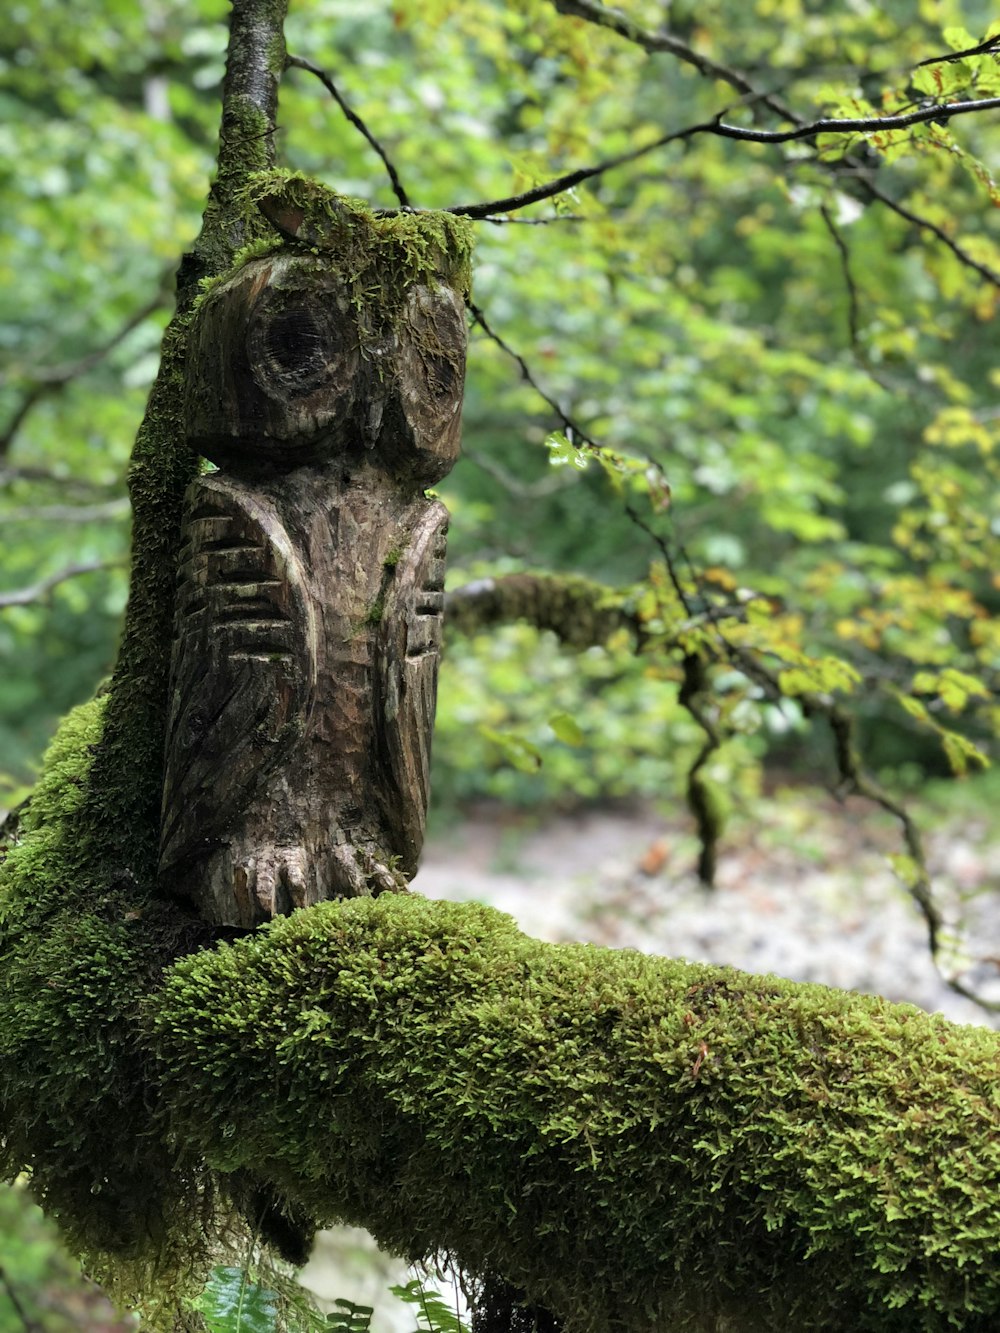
158;197;468;927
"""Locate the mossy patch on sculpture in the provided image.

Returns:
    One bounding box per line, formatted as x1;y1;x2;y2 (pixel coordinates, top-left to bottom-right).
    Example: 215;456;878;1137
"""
151;894;1000;1333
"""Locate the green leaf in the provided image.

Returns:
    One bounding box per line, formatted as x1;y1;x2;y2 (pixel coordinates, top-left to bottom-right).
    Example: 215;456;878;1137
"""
195;1267;279;1333
549;711;585;746
389;1279;469;1333
479;726;543;773
327;1298;375;1331
545;431;590;470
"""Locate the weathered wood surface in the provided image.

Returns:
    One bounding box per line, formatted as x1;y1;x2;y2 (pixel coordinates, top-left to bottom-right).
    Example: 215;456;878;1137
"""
158;251;466;926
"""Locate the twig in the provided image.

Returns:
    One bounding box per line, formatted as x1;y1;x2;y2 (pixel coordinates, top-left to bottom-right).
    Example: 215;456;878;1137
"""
0;285;168;458
446;98;1000;219
4;499;131;524
852;173;1000;287
0;560;124;610
467;299;603;450
286;54;412;209
915;35;1000;66
819;204;861;349
0;1265;42;1333
0;466;119;495
551;0;794;120
463;448;582;497
479;214;587;225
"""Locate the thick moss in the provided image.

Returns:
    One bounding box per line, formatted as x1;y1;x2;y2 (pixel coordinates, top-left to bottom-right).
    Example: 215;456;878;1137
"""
151;894;1000;1333
0;702;220;1306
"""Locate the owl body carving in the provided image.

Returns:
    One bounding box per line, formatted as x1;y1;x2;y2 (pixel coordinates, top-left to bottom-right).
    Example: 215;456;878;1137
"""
159;221;466;927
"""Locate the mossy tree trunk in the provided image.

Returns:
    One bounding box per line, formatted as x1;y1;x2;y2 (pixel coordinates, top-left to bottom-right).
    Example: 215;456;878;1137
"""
1;6;1000;1333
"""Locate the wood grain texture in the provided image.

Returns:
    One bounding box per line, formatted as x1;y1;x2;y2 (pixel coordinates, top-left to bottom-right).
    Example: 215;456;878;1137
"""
159;248;465;926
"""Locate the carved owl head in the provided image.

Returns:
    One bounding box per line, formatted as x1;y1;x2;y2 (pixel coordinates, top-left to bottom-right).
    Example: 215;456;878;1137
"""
184;194;469;488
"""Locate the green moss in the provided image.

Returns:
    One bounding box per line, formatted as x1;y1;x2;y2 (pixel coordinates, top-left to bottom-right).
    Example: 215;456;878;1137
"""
240;169;475;301
0;703;222;1314
150;895;1000;1333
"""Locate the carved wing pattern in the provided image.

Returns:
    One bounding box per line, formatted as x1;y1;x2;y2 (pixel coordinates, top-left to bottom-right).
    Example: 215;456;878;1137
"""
374;502;449;875
158;475;317;886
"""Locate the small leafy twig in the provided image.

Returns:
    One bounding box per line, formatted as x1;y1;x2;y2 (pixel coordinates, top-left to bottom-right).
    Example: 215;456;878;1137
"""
286;53;412;209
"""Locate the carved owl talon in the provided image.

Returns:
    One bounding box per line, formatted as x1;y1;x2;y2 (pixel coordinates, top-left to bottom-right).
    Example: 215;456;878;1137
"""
240;847;310;920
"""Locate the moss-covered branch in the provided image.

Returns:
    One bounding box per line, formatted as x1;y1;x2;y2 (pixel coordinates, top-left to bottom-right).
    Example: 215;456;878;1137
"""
149;894;1000;1333
446;573;640;650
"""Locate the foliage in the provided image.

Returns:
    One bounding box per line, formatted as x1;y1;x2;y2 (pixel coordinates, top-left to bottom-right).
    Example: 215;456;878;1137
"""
151;893;1000;1332
2;1;1000;1329
194;1267;468;1333
3;0;999;821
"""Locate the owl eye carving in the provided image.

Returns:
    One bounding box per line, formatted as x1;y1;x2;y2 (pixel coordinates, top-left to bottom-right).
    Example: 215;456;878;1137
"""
247;294;356;400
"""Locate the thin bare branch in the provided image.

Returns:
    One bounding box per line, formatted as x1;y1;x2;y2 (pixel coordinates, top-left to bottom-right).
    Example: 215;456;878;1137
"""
0;560;124;610
0;284;169;459
447;98;1000;220
0;466;120;495
551;0;794;120
3;499;130;524
819;204;861;348
463;448;582;498
915;35;1000;67
468;299;603;451
286;54;412;209
853;173;1000;286
0;1265;43;1333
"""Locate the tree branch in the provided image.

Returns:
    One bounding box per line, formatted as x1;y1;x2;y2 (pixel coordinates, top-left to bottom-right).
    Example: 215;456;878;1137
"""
0;560;124;610
446;98;1000;219
286;54;412;209
551;0;793;119
916;34;1000;66
2;499;131;524
0;285;168;459
446;572;639;648
0;1265;42;1333
540;0;1000;286
819;204;861;349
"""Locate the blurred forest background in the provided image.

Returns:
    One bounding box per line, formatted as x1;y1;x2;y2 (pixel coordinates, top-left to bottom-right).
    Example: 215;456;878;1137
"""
1;0;998;1324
